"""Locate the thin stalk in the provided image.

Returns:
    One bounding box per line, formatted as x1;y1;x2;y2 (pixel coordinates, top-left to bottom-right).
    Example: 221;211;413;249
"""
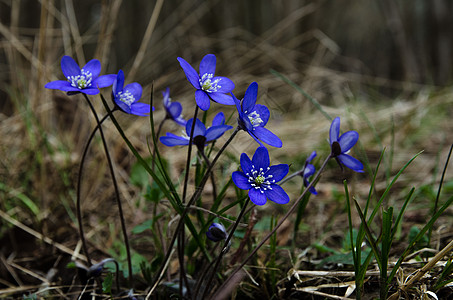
201;198;251;299
199;149;218;203
76;112;111;266
151;117;167;171
82;94;133;288
211;154;332;298
147;127;240;299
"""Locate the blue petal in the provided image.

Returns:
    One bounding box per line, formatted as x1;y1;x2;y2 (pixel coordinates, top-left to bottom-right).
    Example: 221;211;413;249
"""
253;104;270;127
303;164;316;178
115;99;131;114
131;103;151;116
83;59;101;78
211;76;234;93
306;151;317;163
174;116;187;126
338;131;359;153
93;74;116;88
81;87;100;95
185;118;206;138
167;102;182;119
232;171;252;190
232;92;242;114
252;146;270;170
205;125;232;141
338;154;364;172
330;117;340;144
113;70;125;95
177;57;201;89
61;56;81;78
249;188;267;206
240;152;253;175
160;133;189;146
266;164;289;182
124;82;143;103
162;87;171;107
45;80;73;90
242;82;258;114
211;112;225;126
264;184;290;204
253;126;282;148
195;90;211;111
199;54;216;75
209;92;235;105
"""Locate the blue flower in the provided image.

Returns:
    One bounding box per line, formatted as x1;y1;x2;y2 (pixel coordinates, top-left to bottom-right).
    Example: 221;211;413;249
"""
302;151;317;195
233;82;282;148
162;87;186;126
160;112;233;148
45;56;115;95
177;54;235;111
206;223;228;242
112;70;152;116
232;147;289;206
329;117;364;172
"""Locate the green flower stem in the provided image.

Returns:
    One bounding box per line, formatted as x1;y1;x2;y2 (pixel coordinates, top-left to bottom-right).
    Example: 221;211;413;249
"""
76;112;111;266
147;127;240;298
82;94;133;288
212;154;333;299
201;197;251;299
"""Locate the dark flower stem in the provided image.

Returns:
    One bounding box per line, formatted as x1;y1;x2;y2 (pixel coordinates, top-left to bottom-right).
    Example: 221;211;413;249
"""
82;94;134;288
148;127;240;298
151;117;167;171
200;197;251;299
199;149;218;203
179;105;199;298
211;154;333;299
76;112;111;266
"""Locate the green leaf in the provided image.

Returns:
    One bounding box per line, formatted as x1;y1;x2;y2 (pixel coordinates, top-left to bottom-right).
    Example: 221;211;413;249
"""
102;272;113;294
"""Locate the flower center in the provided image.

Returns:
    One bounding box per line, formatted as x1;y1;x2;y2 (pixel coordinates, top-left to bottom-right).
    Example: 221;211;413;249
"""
247;111;263;127
247;166;275;193
117;90;135;107
68;69;93;89
331;141;342;157
199;73;221;92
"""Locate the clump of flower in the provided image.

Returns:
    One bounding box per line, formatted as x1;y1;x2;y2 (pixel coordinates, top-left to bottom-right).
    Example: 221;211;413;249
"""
160;112;233;150
162;87;186;126
329;117;364;172
233;82;282;148
112;70;151;116
177;54;235;111
45;55;116;95
232;147;289;206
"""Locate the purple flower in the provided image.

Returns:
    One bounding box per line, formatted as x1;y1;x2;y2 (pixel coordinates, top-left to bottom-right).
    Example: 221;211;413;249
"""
177;54;235;111
160;112;233;148
233;82;282;148
232;147;289;206
302;151;317;195
163;87;186;126
329;117;364;172
206;223;228;242
45;55;115;95
112;70;151;116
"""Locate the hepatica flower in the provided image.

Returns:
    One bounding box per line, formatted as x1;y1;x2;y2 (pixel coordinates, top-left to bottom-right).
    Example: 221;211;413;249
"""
233;82;282;148
177;54;235;111
301;151;317;195
232;147;289;206
329;117;364;172
163;87;186;126
160;112;233;149
112;70;151;116
45;55;115;95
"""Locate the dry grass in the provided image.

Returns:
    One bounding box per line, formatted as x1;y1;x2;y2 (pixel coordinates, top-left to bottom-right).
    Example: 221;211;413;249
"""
1;0;453;299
